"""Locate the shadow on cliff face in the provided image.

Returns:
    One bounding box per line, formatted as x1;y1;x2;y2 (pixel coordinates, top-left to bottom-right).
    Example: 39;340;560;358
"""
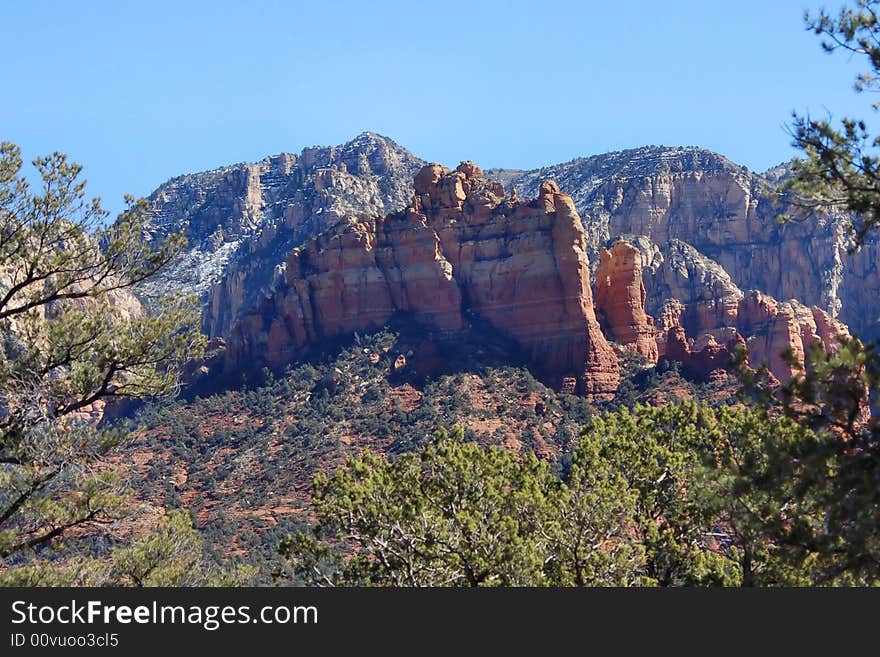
181;311;535;401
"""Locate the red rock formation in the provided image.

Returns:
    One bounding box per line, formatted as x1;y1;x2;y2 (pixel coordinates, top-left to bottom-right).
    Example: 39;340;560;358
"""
225;162;620;400
735;292;806;384
595;241;660;362
219;162;855;398
662;325;745;381
659;288;853;384
811;306;851;353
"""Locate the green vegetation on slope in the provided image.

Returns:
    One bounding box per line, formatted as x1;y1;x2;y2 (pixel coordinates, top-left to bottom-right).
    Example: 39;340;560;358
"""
280;402;838;586
129;326;734;580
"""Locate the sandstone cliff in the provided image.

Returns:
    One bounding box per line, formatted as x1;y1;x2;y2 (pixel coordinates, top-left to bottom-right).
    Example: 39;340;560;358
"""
496;146;880;340
144;139;880;345
224;163;621;399
139;133;424;337
137;136;872;393
594;241;659;362
593;238;851;384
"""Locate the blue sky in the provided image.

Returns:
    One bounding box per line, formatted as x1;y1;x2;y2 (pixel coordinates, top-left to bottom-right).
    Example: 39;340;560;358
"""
0;0;871;216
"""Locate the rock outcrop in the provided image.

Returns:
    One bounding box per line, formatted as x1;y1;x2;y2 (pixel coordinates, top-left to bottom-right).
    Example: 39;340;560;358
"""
224;163;621;399
138;136;868;393
144;139;880;345
656;284;850;384
139;133;424;337
594;241;659;362
735;292;850;384
663;325;746;380
586;234;854;384
497;146;880;340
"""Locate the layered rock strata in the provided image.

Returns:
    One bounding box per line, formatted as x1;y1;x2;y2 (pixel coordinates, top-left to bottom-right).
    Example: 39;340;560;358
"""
140;133;424;337
594;241;659;362
225;163;621;399
139;139;864;396
594;239;851;384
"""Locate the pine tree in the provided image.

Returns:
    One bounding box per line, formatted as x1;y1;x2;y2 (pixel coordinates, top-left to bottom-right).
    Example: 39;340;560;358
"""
0;142;208;582
752;0;880;583
278;427;646;586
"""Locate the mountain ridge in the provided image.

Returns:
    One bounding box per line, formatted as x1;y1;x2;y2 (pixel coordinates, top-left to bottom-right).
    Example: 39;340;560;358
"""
135;133;880;379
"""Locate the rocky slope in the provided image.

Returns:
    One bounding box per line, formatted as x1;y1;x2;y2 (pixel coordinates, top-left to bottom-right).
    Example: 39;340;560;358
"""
127;325;722;572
